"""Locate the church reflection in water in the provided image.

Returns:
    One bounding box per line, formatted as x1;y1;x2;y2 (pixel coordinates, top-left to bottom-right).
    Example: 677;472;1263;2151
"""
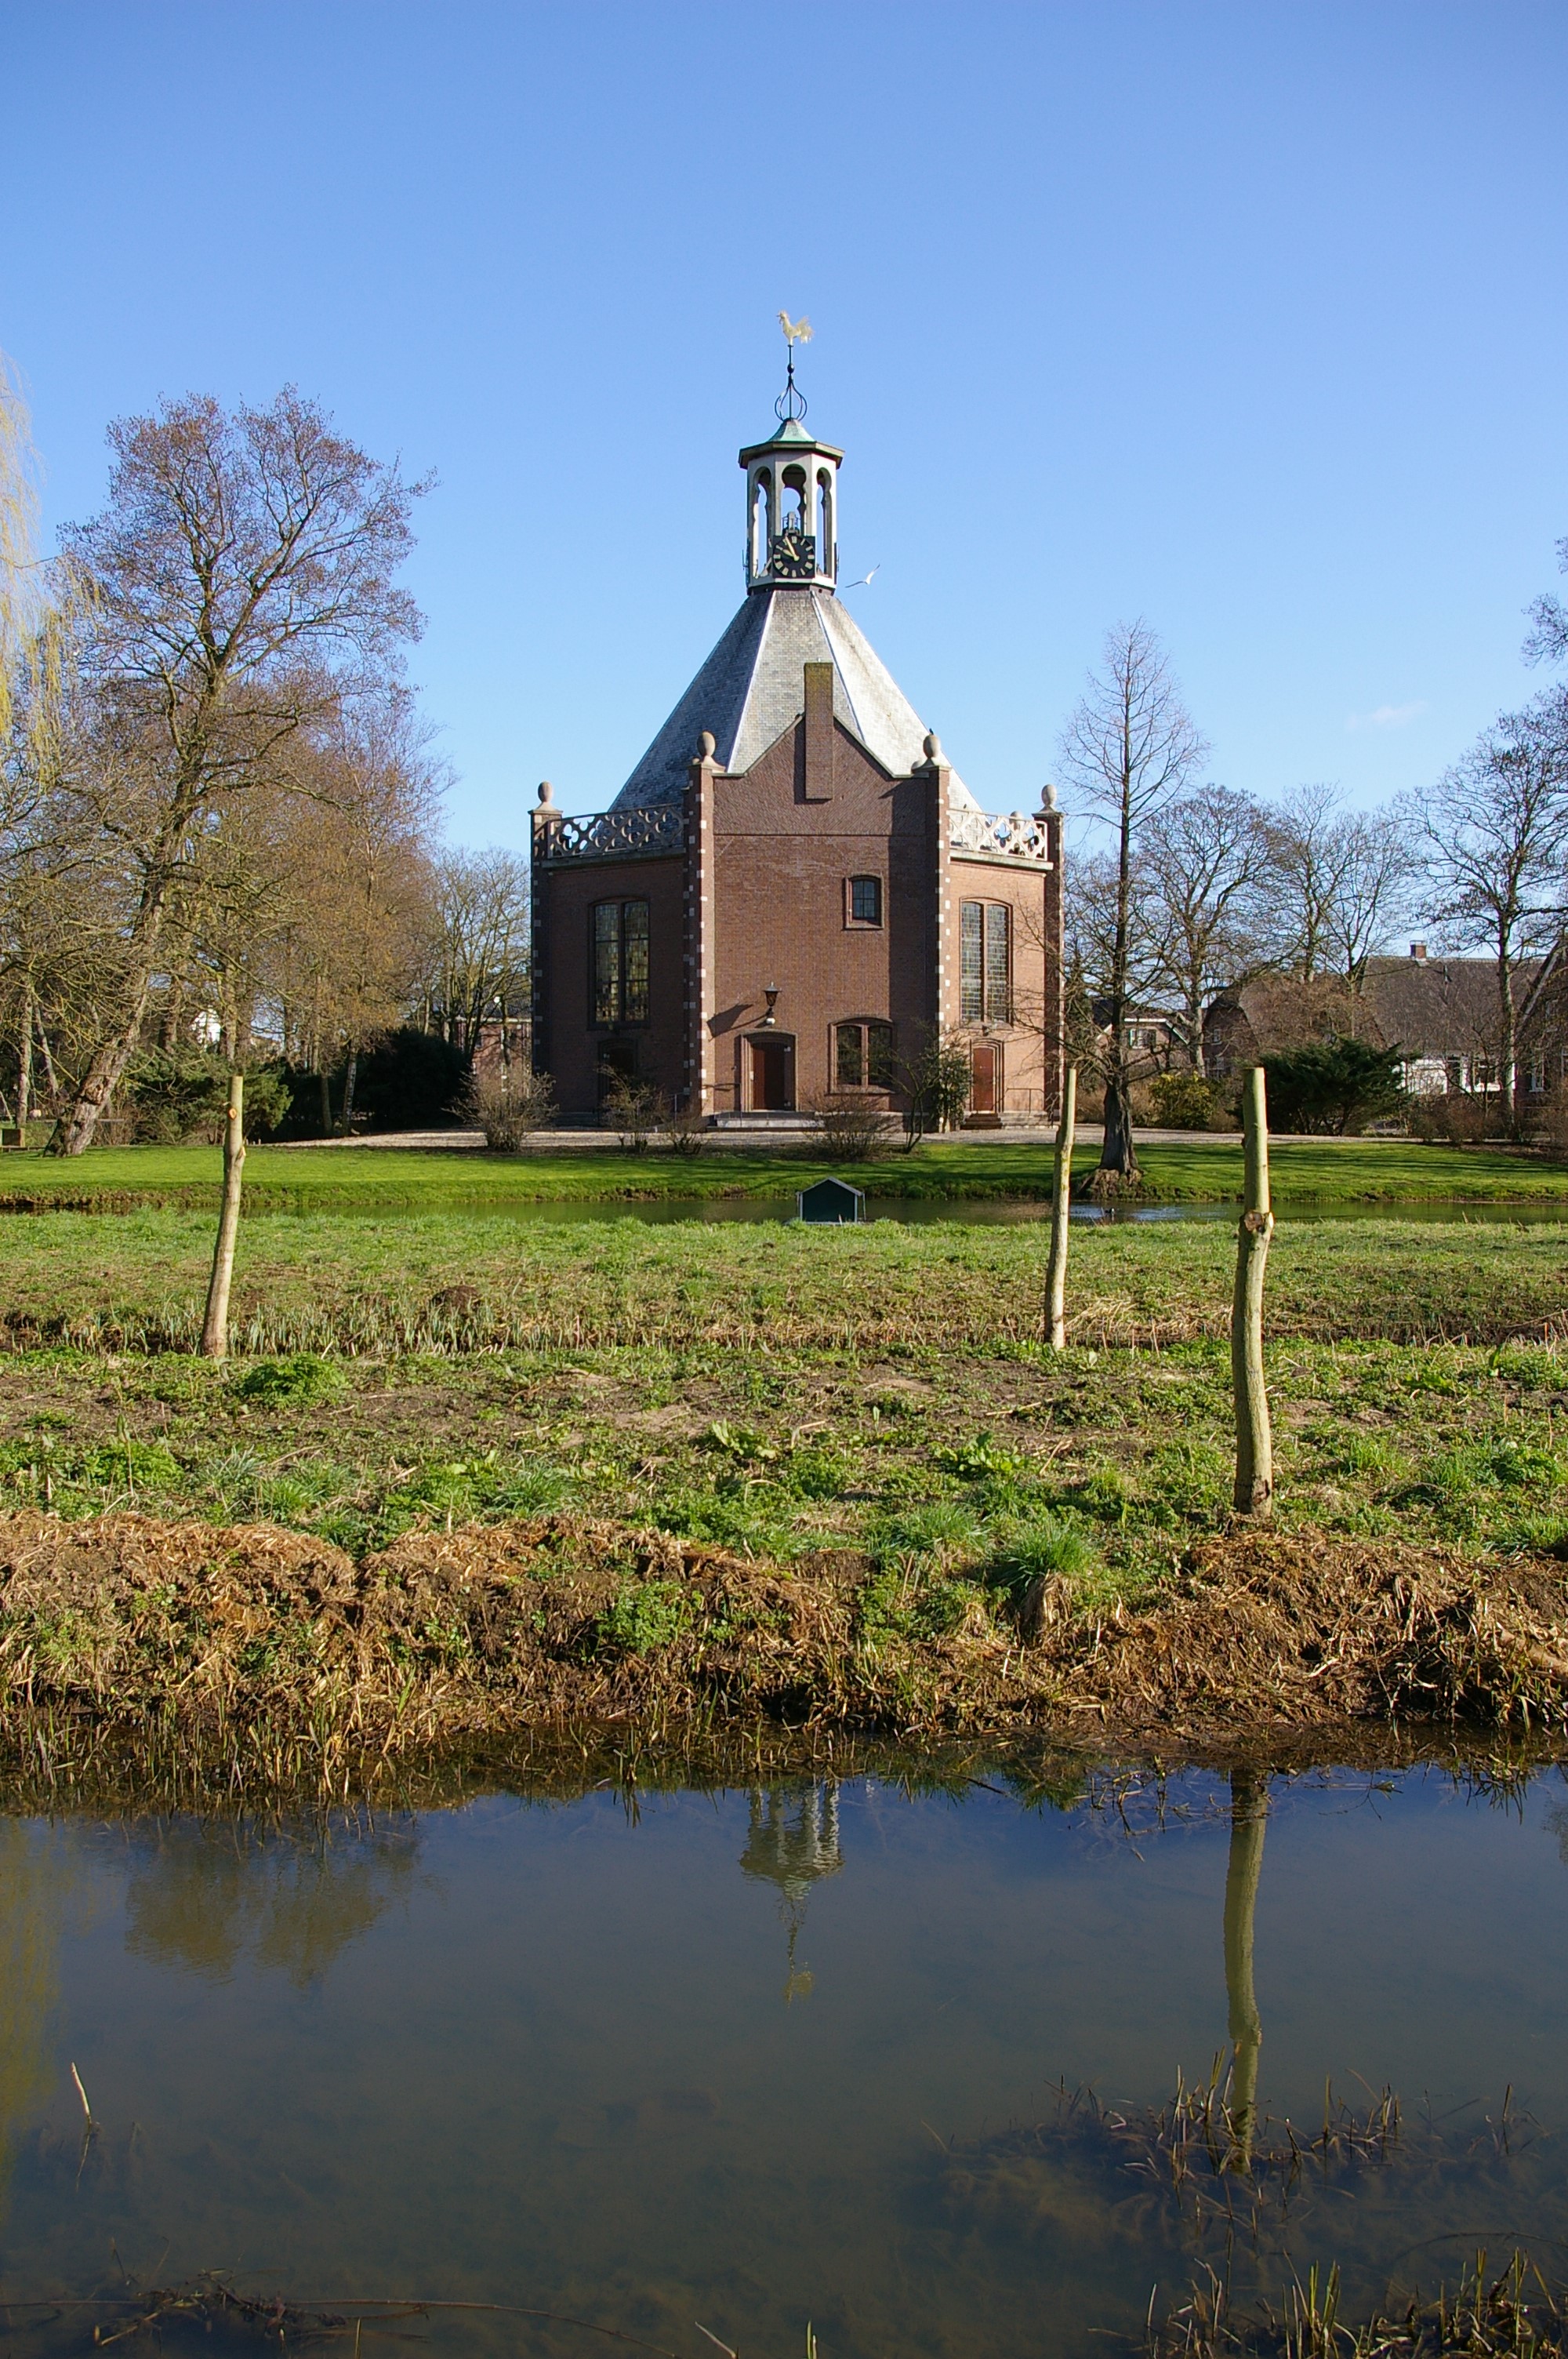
739;1783;844;2003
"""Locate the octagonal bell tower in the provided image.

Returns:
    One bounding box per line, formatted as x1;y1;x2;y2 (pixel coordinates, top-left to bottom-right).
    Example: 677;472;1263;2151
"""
739;349;843;592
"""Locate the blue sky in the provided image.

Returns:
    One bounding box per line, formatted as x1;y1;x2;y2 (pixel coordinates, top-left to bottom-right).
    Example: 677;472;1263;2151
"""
2;2;1565;845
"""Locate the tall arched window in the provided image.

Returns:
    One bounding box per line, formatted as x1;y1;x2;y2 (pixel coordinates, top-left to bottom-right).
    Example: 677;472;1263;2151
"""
817;469;834;574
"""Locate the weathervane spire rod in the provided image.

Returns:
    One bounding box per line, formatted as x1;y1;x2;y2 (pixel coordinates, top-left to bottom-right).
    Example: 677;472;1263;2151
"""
776;309;812;422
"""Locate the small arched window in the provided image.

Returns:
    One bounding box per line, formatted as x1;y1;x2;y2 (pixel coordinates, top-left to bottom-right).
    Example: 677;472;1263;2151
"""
750;471;773;573
817;470;834;572
780;463;808;533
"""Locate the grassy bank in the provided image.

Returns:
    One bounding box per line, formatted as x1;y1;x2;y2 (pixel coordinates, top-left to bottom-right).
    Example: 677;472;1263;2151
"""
0;1133;1566;1209
0;1213;1563;1779
0;1205;1563;1356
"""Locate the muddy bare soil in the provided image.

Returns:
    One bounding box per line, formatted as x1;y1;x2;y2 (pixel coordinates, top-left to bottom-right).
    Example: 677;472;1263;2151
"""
3;1511;1568;1795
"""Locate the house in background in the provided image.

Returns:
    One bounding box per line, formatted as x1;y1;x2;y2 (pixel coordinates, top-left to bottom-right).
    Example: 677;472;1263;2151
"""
1205;943;1564;1100
529;365;1065;1125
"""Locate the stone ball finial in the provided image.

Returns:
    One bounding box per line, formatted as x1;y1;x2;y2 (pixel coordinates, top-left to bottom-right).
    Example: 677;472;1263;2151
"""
922;731;944;763
1040;780;1058;812
537;780;554;805
698;730;717;758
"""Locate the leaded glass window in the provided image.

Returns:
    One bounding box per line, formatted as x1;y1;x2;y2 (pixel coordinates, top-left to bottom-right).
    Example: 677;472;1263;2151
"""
590;900;651;1026
961;900;1011;1023
985;903;1011;1023
960;901;984;1023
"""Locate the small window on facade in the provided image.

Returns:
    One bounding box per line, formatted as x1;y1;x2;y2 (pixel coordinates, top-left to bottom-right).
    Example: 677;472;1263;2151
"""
835;1020;896;1089
961;900;1011;1024
591;899;651;1026
848;874;882;925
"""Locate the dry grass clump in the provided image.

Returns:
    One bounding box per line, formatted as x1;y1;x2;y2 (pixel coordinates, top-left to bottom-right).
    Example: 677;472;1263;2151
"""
1045;1529;1568;1735
0;1510;1046;1759
2;1514;1568;1776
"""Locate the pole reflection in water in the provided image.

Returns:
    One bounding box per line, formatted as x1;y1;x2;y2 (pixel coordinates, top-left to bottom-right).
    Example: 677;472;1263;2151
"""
0;1823;67;2234
1222;1767;1269;2168
739;1783;843;2001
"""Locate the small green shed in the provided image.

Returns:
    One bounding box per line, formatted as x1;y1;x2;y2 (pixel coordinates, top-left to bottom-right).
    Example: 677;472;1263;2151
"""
797;1176;865;1224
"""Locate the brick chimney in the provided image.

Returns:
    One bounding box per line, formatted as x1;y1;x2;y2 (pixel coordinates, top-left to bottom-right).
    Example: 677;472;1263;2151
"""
802;660;835;801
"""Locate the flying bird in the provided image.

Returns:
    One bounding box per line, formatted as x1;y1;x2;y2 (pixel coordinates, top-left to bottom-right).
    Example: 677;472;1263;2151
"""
842;565;881;591
778;311;813;346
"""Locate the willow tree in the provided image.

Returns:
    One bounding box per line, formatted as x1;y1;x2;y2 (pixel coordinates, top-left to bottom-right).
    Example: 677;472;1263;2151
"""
1058;622;1207;1189
0;350;114;1135
49;387;426;1154
0;347;42;743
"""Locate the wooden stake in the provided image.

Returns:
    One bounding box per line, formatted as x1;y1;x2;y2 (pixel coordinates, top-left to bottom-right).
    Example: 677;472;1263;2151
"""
1045;1066;1077;1351
201;1073;245;1361
1232;1064;1274;1515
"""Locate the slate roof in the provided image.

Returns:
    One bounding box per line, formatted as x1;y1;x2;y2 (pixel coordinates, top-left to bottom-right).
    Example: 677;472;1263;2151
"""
612;585;978;811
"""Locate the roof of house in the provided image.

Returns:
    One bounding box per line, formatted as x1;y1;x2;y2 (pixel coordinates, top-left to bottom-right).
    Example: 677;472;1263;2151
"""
1359;956;1519;1055
612;583;979;811
1207;957;1543;1058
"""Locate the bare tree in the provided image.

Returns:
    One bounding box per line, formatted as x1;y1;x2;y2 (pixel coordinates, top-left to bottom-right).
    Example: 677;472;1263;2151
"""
1418;693;1568;1125
2;580;136;1129
1322;805;1420;1024
1057;620;1207;1187
419;847;530;1064
1142;784;1271;1074
270;689;441;1128
1524;533;1568;670
49;387;426;1152
1261;783;1354;980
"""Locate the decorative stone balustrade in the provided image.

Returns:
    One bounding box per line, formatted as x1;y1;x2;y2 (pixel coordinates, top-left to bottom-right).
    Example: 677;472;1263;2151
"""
949;806;1052;862
534;805;685;863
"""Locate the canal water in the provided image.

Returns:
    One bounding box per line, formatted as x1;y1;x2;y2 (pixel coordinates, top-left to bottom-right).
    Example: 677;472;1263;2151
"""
5;1761;1568;2355
261;1194;1568;1224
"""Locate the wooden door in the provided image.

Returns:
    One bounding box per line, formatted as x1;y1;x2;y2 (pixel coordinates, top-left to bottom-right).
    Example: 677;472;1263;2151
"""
970;1043;1000;1115
750;1037;793;1110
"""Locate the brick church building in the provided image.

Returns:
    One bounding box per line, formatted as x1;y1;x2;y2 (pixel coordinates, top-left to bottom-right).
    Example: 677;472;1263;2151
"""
530;365;1065;1125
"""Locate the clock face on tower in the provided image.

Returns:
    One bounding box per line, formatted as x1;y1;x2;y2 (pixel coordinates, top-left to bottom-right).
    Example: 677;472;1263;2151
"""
768;526;817;579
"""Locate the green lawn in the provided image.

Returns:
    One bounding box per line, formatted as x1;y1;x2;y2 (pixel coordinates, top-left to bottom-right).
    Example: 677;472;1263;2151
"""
0;1132;1564;1209
0;1212;1563;1608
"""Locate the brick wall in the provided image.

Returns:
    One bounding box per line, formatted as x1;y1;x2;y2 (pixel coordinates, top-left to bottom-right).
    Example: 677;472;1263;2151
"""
706;714;936;1111
534;853;685;1114
535;693;1064;1123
